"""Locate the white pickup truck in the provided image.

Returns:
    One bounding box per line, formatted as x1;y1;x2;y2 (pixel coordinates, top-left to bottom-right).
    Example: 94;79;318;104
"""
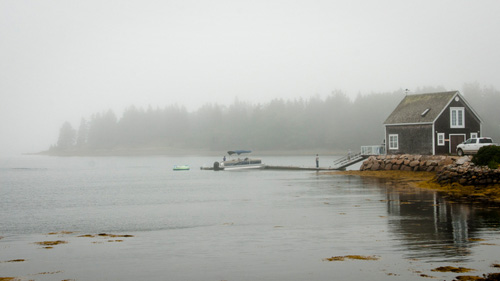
456;137;497;156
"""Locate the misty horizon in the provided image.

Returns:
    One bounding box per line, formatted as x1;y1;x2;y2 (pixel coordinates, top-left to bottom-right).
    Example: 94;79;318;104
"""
45;85;500;157
2;1;500;156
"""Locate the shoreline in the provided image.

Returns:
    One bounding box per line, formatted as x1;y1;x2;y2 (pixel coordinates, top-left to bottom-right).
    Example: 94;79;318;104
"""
327;170;500;205
32;148;348;157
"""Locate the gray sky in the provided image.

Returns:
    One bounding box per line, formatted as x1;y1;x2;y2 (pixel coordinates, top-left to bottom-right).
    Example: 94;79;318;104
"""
1;0;500;156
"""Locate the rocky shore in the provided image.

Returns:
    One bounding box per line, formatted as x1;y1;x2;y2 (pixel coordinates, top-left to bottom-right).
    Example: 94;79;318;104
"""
359;154;456;172
360;154;500;185
358;154;500;204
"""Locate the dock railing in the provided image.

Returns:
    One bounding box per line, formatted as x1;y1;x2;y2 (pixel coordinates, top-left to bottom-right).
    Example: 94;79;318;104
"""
331;151;367;170
361;145;385;156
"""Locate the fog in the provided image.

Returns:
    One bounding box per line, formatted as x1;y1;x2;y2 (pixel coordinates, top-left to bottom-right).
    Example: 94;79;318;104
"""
2;0;500;156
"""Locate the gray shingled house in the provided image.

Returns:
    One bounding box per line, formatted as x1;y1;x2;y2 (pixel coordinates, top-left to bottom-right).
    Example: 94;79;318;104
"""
384;91;482;155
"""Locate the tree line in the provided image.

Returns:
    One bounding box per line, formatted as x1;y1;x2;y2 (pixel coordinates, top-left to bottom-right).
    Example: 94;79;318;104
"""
49;84;500;155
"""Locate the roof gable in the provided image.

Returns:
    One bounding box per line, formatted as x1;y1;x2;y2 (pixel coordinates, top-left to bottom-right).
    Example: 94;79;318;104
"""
384;91;458;125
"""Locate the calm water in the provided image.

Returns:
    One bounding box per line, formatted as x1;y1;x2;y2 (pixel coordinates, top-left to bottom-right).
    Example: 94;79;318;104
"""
1;155;499;281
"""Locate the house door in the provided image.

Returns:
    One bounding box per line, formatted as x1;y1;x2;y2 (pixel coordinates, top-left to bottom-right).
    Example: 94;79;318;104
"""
449;134;466;154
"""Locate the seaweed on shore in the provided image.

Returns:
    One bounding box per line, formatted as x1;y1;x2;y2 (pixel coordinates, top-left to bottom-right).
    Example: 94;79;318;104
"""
329;170;500;205
454;273;500;281
78;233;134;238
432;266;475;273
47;231;75;235
455;276;485;281
34;240;68;248
323;255;379;261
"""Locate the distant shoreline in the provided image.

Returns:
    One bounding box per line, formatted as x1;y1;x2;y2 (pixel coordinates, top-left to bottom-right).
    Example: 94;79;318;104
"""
33;148;348;157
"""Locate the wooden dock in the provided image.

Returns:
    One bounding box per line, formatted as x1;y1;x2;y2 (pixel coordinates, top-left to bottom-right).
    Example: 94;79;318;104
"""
201;156;367;171
263;165;338;171
202;165;341;171
201;148;378;171
264;154;368;171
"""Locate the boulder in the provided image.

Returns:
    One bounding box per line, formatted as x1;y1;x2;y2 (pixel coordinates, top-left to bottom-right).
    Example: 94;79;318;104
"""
409;160;420;167
370;163;380;171
456;156;470;165
401;165;412;171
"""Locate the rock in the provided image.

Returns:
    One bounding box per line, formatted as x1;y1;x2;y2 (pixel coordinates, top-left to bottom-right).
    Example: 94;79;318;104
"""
409;160;420;167
401;165;412;171
441;157;454;166
456;157;470;165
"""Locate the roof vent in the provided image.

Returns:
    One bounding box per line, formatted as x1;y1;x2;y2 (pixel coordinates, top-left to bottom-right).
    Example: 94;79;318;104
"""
421;108;430;117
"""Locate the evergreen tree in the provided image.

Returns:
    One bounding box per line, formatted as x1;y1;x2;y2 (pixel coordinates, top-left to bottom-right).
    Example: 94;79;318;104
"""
57;121;76;150
76;118;88;147
48;84;500;154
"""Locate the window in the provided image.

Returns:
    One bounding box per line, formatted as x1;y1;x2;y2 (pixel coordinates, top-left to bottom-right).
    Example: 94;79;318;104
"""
450;107;465;128
470;132;478;139
389;134;398;150
421;108;430;117
463;138;475;144
479;138;493;144
437;133;445;146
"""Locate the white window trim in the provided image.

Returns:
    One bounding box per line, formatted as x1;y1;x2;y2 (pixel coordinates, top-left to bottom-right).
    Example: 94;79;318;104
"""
470;132;478;139
450;107;465;128
389;134;399;150
437;133;445;146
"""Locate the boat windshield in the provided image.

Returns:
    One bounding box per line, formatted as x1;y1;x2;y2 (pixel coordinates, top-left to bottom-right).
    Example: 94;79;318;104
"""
227;150;252;155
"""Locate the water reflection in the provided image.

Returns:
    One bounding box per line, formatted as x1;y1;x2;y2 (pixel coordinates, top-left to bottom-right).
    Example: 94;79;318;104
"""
362;177;500;262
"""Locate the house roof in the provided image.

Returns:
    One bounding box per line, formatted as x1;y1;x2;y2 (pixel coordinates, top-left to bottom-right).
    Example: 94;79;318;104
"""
384;91;458;125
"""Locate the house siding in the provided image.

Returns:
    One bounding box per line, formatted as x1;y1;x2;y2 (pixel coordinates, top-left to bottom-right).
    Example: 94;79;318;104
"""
434;98;481;154
386;124;433;155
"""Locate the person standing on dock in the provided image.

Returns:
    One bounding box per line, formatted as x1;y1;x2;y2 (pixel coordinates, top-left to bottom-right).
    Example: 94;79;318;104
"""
315;154;319;168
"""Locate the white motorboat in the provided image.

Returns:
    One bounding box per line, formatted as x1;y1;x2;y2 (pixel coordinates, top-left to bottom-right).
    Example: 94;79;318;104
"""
213;150;265;171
